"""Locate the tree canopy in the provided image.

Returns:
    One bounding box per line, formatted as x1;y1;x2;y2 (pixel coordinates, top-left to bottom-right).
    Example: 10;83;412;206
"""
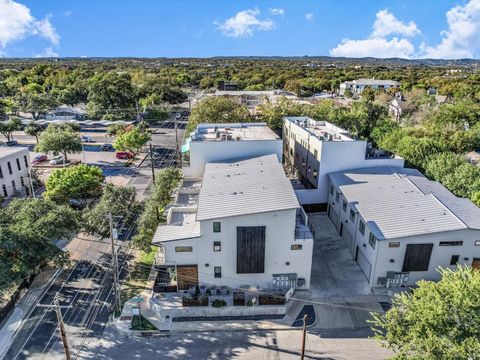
45;164;104;202
371;266;480;359
36;123;82;161
113;126;151;153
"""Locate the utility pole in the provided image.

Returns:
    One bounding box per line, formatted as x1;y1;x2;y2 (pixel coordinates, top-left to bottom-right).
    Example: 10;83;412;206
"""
174;116;181;168
109;212;121;314
149;143;156;183
53;299;72;360
301;314;308;360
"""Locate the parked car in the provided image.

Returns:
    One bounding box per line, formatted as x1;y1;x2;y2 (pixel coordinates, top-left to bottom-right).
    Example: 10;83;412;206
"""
116;151;134;159
100;143;114;151
49;155;64;165
32;154;48;164
80;135;94;143
5;140;19;146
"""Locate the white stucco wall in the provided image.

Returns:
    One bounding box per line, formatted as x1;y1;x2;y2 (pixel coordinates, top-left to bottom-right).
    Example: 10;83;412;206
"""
0;147;30;199
161;209;313;290
188;140;282;177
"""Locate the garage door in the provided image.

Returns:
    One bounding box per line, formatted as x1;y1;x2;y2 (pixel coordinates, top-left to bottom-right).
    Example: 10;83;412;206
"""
356;248;372;282
176;265;198;290
328;206;339;229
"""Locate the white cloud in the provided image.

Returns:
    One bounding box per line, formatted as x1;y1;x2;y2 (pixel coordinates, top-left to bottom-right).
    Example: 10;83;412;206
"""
372;9;420;37
330;37;416;58
35;46;58;58
0;0;59;48
422;0;480;59
216;8;274;37
305;13;314;22
329;9;419;58
269;8;284;16
64;10;72;17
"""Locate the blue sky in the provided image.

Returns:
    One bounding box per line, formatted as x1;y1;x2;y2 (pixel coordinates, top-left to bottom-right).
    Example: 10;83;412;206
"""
1;0;479;59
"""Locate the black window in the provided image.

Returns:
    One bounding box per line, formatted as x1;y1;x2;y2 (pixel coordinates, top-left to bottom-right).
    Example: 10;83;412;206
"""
330;185;334;195
313;149;318;159
213;222;221;233
7;162;12;175
213;241;221;252
11;180;16;191
450;255;460;266
369;233;376;249
0;165;3;179
402;244;433;272
2;184;7;197
350;209;355;222
291;244;302;250
20;176;24;186
237;226;266;274
439;241;463;246
359;221;365;235
24;155;28;168
335;192;340;202
342;200;347;212
16;158;21;171
214;266;221;278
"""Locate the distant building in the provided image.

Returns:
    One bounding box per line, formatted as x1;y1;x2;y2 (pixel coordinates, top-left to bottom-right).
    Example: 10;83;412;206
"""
339;79;400;96
0;147;31;201
327;166;480;289
182;122;283;177
283;116;404;206
212;89;297;112
389;97;413;122
217;81;239;91
153;154;314;291
45;105;86;121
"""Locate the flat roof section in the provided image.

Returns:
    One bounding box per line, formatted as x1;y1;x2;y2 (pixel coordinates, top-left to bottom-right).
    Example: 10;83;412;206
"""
192;123;279;142
285;117;355;142
0;146;29;158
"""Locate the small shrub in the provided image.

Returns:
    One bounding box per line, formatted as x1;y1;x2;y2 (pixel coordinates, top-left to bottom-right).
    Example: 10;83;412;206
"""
211;299;227;308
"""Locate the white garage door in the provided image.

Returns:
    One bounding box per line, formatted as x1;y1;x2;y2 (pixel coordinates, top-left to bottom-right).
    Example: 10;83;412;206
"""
356;248;372;282
328;206;339;229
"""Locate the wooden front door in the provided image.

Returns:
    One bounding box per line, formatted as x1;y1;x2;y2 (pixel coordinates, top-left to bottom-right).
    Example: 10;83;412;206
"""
176;265;198;290
472;258;480;270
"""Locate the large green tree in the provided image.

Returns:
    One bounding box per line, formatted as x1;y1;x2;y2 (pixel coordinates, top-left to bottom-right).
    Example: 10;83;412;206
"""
86;72;135;120
45;164;104;202
0;198;79;290
36;124;82;161
83;184;139;238
371;266;480;359
24;122;44;143
0;118;21;141
113;126;151;153
188;97;252;132
14;84;59;120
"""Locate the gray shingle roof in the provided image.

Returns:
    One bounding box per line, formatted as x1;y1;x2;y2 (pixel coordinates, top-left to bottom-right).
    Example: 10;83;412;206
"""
329;166;479;240
197;154;299;221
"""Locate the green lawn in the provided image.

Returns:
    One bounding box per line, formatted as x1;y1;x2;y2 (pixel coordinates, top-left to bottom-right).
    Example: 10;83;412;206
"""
130;315;157;331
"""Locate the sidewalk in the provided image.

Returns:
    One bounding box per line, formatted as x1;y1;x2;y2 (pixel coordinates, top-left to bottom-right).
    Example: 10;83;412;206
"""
0;267;60;358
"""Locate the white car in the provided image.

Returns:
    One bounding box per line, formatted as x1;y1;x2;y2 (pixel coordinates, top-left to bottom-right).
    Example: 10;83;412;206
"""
49;155;64;165
81;135;93;143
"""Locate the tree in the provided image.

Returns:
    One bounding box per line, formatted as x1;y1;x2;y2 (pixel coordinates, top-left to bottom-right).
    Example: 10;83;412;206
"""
472;191;480;207
86;72;135;120
257;97;304;130
113;126;151;153
45;164;104;202
35;124;82;161
132;168;182;252
188;97;252;132
83;185;140;238
0;118;21;141
24;122;44;143
371;266;480;359
106;123;128;137
0;198;79;290
14;84;58;120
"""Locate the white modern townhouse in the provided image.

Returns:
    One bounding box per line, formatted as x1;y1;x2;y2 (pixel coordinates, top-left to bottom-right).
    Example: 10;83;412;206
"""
327;166;480;290
153;154;314;292
339;79;401;96
283;116;404;207
182;122;283;177
212;89;297;113
0;147;31;201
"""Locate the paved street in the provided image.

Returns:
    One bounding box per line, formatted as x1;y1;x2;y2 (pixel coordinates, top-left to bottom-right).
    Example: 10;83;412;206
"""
1;113;188;360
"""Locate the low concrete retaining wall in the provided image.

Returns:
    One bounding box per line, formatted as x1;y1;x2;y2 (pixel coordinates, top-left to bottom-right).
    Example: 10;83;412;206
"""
151;300;286;319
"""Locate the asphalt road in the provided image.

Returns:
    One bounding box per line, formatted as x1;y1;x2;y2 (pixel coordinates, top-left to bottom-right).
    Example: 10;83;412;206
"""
2;111;188;360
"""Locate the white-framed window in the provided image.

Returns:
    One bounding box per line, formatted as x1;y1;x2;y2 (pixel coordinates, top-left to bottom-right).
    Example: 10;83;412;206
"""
369;233;376;249
213;222;221;233
214;266;222;278
213;241;221;252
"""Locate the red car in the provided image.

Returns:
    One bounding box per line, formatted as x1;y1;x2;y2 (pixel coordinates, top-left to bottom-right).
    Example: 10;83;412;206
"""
116;151;134;160
32;154;48;164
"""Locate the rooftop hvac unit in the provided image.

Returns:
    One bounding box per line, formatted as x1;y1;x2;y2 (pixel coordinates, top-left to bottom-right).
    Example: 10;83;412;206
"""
227;134;233;141
235;136;241;141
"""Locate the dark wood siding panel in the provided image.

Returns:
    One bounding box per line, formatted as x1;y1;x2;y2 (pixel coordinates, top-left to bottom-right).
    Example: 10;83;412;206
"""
237;226;266;274
402;244;433;272
177;265;199;290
